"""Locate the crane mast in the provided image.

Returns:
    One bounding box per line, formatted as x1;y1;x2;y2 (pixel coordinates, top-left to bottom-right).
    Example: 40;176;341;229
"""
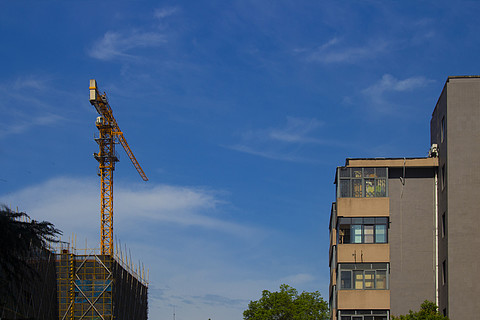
89;79;148;256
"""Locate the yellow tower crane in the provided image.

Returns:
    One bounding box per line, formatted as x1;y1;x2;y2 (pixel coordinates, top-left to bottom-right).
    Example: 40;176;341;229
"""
89;79;148;256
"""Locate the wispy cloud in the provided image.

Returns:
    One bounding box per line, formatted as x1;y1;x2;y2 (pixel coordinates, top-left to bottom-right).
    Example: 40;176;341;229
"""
229;117;346;162
0;76;66;139
190;294;246;307
88;30;166;61
268;117;324;143
361;74;434;113
13;75;48;91
154;6;180;19
302;38;391;64
0;114;63;138
280;273;316;286
363;74;433;94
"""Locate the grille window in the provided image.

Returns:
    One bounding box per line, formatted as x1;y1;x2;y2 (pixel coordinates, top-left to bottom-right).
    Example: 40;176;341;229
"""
338;263;389;290
337;217;389;244
338;167;387;198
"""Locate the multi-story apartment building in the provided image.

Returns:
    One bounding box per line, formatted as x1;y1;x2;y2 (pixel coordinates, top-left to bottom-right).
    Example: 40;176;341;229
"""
329;76;480;320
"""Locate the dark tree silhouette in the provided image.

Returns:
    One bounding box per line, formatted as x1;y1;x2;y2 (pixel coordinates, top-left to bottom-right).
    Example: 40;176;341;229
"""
0;205;61;299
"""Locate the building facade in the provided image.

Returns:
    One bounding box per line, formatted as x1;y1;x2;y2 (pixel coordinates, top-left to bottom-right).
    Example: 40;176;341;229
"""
329;76;480;319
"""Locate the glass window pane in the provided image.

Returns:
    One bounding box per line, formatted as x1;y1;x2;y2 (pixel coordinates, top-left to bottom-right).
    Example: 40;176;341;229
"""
358;310;372;314
364;225;374;243
342;311;356;315
371;263;388;269
372;311;388;315
375;179;387;197
341;271;352;289
352;218;363;224
341;317;351;320
364;168;375;177
352;168;362;178
364;217;375;224
365;179;375;197
376;168;387;177
365;271;375;289
376;270;387;289
351;225;362;243
339;223;351;244
352;179;362;197
375;217;388;224
353;270;364;289
339;217;351;224
340;167;350;177
375;225;387;243
340;180;350;197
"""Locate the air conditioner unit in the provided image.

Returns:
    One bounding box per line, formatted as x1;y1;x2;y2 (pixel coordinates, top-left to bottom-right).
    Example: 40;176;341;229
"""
428;144;438;158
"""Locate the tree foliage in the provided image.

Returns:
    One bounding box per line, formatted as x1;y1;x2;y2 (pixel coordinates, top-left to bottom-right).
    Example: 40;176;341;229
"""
243;284;329;320
392;300;449;320
0;205;61;294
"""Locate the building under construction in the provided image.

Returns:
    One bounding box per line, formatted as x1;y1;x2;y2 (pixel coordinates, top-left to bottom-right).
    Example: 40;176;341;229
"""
52;79;150;320
0;247;58;320
55;242;148;320
1;80;149;320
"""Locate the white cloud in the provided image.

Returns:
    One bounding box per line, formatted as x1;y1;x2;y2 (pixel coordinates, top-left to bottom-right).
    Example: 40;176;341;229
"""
13;75;48;91
0;176;327;320
228;117;347;161
304;38;390;64
0;113;64;138
0;176;254;241
228;144;310;162
363;74;433;95
154;6;179;19
361;74;434;113
89;30;166;61
0;77;67;139
268;117;324;143
280;273;316;286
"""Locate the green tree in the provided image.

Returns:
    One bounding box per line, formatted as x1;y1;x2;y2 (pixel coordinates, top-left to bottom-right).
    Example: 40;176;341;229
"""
243;284;329;320
392;300;449;320
0;205;61;298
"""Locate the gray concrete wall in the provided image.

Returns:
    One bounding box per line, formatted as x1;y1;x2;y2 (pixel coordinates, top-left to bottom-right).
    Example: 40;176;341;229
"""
440;77;480;319
388;167;436;317
431;82;448;315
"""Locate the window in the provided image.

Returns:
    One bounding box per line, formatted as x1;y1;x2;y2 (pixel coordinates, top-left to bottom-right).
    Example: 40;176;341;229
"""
338;217;389;244
441;164;446;190
442;260;447;285
442;212;446;238
441;116;445;143
338;263;389;290
338;167;387;198
338;310;389;320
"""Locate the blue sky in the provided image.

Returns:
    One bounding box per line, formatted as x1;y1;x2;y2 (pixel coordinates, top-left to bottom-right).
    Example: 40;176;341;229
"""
1;1;479;319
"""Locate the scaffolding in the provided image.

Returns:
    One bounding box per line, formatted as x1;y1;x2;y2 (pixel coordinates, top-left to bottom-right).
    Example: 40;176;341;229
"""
0;247;58;320
55;241;148;320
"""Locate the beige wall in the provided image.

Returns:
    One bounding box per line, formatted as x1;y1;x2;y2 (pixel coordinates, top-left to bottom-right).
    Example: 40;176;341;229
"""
337;244;389;263
337;290;390;310
337;198;389;217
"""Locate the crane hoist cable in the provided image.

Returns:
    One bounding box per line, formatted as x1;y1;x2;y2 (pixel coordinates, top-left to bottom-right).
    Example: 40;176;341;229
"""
89;79;148;256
